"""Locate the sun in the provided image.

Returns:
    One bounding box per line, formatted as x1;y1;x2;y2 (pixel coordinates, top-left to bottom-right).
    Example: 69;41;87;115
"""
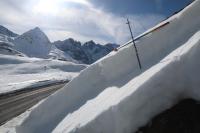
33;0;60;15
32;0;90;15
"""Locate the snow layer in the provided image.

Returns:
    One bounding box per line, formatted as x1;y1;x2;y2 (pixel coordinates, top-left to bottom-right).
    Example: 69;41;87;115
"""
4;0;200;132
0;54;86;94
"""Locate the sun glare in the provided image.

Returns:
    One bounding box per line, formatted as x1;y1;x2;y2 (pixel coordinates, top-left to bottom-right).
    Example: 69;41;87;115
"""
33;0;90;15
33;0;60;14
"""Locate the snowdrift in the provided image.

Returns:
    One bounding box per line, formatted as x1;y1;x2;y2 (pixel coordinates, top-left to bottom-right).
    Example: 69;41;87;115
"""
15;0;200;133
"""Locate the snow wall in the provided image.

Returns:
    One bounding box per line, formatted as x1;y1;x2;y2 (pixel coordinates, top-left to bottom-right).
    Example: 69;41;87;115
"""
52;31;200;133
17;0;200;132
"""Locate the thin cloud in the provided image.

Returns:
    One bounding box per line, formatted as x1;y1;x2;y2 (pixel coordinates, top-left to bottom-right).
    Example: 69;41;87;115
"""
0;0;165;44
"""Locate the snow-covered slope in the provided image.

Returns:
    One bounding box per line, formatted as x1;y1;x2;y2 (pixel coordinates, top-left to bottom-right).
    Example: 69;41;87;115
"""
2;0;200;132
0;32;25;56
49;44;80;63
13;27;52;58
0;54;86;94
51;38;89;64
0;44;26;56
0;25;18;37
82;41;119;64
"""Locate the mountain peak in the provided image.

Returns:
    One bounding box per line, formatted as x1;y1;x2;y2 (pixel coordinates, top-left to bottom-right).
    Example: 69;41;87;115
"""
13;26;51;58
33;27;42;32
86;40;95;44
83;40;96;48
30;27;44;35
20;27;50;43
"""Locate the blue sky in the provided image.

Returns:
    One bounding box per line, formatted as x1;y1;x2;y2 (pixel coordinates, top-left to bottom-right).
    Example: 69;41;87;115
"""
0;0;192;44
91;0;192;16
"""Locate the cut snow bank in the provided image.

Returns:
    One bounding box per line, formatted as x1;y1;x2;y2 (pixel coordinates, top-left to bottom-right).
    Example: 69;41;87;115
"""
15;0;200;132
52;31;200;133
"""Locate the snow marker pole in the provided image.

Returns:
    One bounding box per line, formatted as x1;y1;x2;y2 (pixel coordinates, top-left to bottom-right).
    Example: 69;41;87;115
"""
126;18;142;70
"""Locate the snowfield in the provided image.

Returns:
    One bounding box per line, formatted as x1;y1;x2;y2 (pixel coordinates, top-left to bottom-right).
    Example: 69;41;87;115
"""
0;54;86;94
1;0;200;133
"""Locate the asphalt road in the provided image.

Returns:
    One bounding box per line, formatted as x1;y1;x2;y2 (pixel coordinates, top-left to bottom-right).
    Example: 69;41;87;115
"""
0;82;67;125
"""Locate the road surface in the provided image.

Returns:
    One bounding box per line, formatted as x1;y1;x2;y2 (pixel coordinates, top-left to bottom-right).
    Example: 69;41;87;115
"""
0;82;67;125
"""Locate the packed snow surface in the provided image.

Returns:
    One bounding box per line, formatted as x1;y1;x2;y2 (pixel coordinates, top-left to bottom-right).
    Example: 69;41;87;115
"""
0;54;86;94
1;0;200;133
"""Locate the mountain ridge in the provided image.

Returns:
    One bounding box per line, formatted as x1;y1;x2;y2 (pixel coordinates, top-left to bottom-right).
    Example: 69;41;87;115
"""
0;25;119;64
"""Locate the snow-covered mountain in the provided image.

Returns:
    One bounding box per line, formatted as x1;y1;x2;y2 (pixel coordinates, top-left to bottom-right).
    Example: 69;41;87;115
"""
51;38;90;64
6;0;200;133
52;39;119;64
82;40;119;64
0;25;18;37
49;44;80;64
13;27;52;58
0;25;118;64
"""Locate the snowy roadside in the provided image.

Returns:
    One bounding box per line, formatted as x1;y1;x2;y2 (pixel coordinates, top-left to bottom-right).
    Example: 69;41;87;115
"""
0;100;44;133
3;30;200;133
0;54;86;132
0;54;87;95
0;78;68;96
11;0;200;132
0;72;75;95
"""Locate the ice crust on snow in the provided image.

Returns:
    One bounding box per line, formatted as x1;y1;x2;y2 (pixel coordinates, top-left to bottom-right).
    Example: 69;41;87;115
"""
2;0;200;133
